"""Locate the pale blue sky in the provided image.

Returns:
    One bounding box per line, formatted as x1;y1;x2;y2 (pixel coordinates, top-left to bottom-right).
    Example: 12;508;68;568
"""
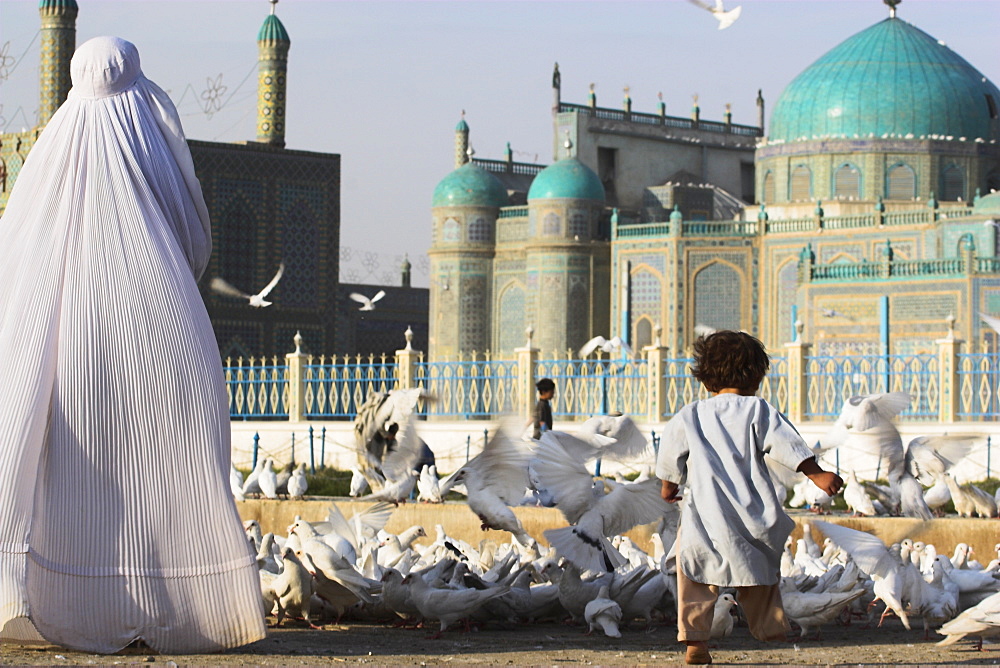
2;0;998;286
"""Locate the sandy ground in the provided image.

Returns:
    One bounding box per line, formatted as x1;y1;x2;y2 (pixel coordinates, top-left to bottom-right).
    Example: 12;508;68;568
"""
3;618;998;666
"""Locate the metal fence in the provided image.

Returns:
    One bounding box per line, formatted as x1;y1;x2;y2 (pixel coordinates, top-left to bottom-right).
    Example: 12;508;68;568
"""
537;356;648;419
225;358;289;420
303;355;397;418
416;354;519;419
225;348;998;423
803;353;938;421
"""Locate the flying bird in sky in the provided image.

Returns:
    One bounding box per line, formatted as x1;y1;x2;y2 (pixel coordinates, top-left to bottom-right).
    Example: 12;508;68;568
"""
350;290;386;311
210;263;284;308
687;0;742;30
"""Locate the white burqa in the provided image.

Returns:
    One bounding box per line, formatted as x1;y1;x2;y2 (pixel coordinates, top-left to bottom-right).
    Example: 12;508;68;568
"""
0;37;266;653
655;395;815;587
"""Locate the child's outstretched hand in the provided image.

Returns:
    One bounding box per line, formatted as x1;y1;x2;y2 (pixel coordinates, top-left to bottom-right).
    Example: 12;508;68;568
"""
807;471;843;497
661;480;682;503
797;457;843;496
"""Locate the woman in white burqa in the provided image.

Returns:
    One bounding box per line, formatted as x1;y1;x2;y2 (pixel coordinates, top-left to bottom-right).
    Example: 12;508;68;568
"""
0;37;266;653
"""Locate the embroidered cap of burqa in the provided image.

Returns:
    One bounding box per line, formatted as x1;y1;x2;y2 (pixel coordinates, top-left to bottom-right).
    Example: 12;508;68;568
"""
0;36;265;653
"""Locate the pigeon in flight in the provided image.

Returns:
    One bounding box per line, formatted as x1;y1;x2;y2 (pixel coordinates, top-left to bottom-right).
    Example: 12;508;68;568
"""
579;335;633;358
350;290;386;311
688;0;742;30
980;311;1000;335
210;263;284;308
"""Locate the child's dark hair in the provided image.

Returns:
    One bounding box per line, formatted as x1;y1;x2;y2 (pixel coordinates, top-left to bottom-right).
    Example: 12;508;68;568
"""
690;330;769;393
536;377;555;393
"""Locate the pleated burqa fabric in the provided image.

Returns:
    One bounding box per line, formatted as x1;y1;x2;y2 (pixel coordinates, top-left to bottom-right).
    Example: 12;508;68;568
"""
0;36;266;653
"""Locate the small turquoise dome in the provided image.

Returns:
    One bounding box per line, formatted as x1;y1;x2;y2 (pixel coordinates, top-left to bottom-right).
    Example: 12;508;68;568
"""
258;14;290;42
455;118;469;132
974;191;1000;215
432;163;507;208
38;0;78;11
769;18;1000;143
527;158;604;202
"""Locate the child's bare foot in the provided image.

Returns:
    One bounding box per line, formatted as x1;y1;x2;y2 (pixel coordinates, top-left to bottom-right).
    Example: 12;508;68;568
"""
685;641;712;665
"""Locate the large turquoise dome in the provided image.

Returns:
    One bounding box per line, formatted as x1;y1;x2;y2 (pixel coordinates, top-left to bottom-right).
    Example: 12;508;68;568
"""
769;18;1000;143
974;191;1000;215
527;158;604;201
432;163;508;208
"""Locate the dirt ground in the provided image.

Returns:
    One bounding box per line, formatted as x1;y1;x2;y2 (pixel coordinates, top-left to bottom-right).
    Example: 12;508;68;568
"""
3;618;998;666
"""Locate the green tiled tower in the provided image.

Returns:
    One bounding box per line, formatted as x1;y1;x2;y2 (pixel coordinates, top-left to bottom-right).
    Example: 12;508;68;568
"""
256;0;290;147
38;0;77;126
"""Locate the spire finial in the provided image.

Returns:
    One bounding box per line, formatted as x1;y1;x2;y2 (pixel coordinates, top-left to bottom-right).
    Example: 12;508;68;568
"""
563;130;573;154
270;0;278;15
884;0;901;18
467;144;475;159
658;91;663;101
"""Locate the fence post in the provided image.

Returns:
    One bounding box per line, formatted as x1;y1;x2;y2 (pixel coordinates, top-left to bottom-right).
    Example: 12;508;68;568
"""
285;331;307;422
515;326;540;424
394;326;420;390
784;320;810;423
935;314;962;423
644;325;668;423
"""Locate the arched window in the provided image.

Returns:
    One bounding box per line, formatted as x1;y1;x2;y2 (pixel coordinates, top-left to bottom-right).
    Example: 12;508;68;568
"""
543;212;561;235
833;163;861;200
567;277;589;350
634;317;653;350
219;195;256;294
279;200;318;308
762;170;775;204
442;217;460;242
694;262;742;333
498;283;525;353
886;163;915;200
790;165;811;201
941;164;965;201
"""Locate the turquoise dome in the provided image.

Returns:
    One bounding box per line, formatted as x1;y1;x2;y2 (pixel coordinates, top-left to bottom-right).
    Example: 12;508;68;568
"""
769;18;1000;143
527;158;604;202
974;191;1000;215
432;163;507;208
455;118;469;132
38;0;78;10
258;14;290;42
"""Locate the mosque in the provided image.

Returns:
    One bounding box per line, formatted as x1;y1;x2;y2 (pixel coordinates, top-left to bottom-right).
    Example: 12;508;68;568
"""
429;3;1000;360
0;0;342;359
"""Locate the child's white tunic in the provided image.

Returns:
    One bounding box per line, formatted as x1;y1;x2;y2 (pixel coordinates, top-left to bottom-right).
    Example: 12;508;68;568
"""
655;395;814;587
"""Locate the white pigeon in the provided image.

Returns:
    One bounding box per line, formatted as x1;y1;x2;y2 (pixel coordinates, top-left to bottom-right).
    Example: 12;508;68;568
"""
417;464;443;503
210;262;284;308
404;571;510;638
922;472;951;515
287;462;308;499
824;394;980;520
230;463;245;501
710;593;738;639
979;311;1000;336
258;458;278;499
578;335;633;358
349;466;369;497
687;0;742;30
842;469;877;516
936;590;1000;650
242;456;267;497
349;290;386;311
445;427;536;547
780;584;866;639
584;585;623;638
574;413;650;462
812;521;912;630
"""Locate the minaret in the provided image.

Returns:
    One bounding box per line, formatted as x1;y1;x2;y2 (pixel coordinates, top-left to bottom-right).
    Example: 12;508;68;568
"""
256;0;290;148
401;254;411;288
454;111;470;168
756;89;765;133
38;0;78;127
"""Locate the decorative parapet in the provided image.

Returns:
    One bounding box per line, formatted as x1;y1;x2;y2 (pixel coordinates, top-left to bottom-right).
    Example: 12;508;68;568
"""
558;102;762;137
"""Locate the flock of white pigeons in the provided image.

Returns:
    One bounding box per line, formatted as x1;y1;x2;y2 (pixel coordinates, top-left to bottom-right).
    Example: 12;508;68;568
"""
236;390;1000;649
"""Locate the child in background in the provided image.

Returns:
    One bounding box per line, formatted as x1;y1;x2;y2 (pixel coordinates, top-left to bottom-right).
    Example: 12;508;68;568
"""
532;378;555;439
656;331;842;665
